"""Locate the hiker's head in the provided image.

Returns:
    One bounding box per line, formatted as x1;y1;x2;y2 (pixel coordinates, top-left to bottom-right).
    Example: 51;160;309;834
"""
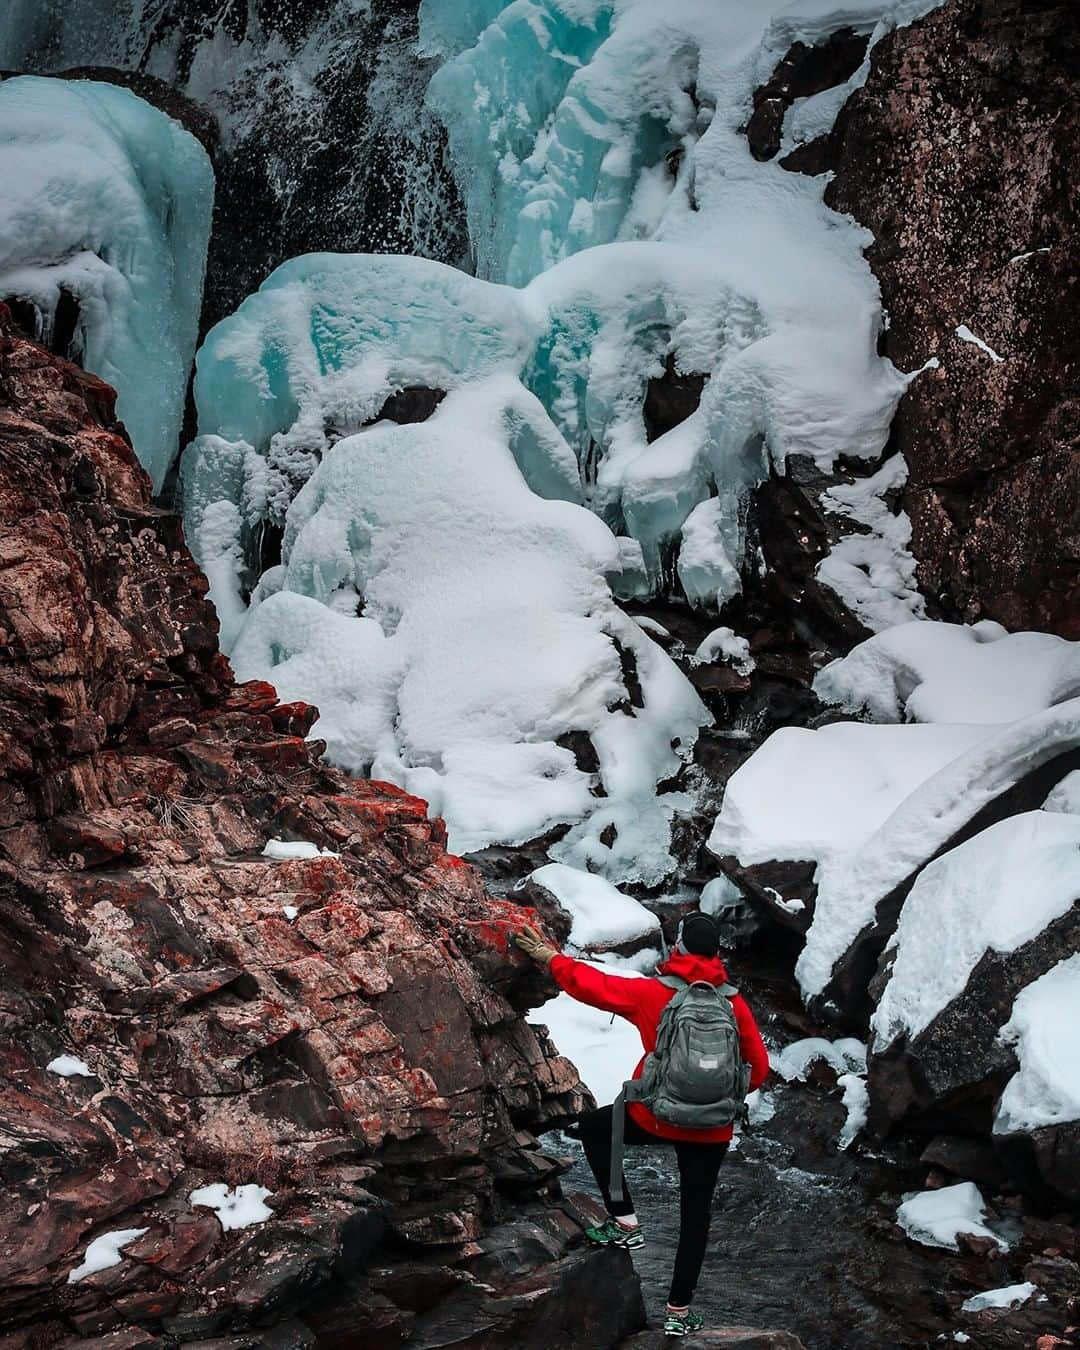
675;911;720;957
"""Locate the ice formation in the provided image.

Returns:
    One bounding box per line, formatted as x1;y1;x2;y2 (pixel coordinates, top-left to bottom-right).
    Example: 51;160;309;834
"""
960;1284;1038;1314
770;1037;867;1083
870;813;1080;1048
0;77;213;492
995;953;1080;1134
895;1183;1007;1253
181;0;944;873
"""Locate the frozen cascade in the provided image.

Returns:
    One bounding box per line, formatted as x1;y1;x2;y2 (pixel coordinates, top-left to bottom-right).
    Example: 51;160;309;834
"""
180;0;945;874
0;0;467;324
0;76;213;492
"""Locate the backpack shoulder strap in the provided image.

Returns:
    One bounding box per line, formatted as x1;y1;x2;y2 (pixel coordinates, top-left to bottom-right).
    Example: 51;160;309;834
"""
655;974;688;991
717;982;739;997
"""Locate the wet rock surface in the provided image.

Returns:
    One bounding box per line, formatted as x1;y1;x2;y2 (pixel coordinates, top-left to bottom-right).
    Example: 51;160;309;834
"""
0;306;645;1346
824;0;1080;637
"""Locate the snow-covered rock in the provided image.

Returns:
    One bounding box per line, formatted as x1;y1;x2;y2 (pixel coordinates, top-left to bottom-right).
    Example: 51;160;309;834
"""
0;76;212;492
895;1182;1007;1253
189;1183;274;1231
527;863;660;952
960;1283;1037;1313
815;620;1080;724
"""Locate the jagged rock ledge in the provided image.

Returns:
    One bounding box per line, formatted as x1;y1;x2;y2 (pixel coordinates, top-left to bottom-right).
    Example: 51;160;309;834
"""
0;304;649;1348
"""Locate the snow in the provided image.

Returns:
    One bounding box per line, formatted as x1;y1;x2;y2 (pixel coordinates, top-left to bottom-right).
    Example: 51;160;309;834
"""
528;862;660;950
814;455;926;633
797;699;1080;1000
692;626;754;674
0;77;213;492
770;1037;866;1082
189;1183;274;1231
529;958;649;1105
815;620;1080;724
67;1228;148;1284
262;839;339;861
955;324;1004;363
709;721;991;867
872;814;1080;1048
837;1071;868;1150
282;904;299;921
700;873;745;916
961;1283;1037;1313
995;953;1080;1134
221;378;706;879
896;1182;1008;1253
1044;770;1080;815
46;1054;93;1078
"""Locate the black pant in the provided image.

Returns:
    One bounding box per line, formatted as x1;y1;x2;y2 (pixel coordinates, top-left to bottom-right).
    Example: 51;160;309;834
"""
576;1104;728;1308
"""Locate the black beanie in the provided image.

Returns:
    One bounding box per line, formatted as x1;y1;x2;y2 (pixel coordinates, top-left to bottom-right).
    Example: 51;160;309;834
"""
679;911;720;957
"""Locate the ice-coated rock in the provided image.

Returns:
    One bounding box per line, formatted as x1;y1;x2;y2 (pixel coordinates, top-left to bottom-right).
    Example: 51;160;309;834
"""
0;76;213;492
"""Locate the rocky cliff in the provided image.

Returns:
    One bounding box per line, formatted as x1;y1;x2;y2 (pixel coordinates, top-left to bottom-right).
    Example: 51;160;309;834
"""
0;304;643;1347
825;0;1078;637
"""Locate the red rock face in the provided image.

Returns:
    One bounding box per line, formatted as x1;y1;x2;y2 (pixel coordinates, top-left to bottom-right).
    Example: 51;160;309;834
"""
824;0;1079;636
0;306;642;1346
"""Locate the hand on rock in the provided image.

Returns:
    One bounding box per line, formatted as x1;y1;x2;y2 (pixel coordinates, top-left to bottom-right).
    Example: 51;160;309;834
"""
514;924;558;966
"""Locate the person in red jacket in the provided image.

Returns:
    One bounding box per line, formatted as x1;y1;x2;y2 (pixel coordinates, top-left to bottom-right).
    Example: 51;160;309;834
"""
516;910;769;1339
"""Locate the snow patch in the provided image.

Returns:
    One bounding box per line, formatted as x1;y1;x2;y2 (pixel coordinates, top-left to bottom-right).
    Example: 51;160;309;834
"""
47;1054;93;1078
896;1182;1008;1252
262;839;340;861
955;324;1004;363
189;1183;274;1231
995;953;1080;1134
961;1282;1037;1313
68;1228;148;1284
527;862;660;949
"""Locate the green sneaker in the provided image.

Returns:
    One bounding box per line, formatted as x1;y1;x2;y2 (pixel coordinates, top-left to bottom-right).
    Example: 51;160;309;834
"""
663;1309;704;1338
583;1217;644;1250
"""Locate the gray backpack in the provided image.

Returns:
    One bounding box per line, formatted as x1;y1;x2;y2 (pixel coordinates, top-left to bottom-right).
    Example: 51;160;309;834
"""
610;976;751;1201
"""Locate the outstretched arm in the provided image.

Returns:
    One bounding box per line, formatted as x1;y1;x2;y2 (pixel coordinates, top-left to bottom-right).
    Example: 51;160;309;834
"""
548;953;648;1019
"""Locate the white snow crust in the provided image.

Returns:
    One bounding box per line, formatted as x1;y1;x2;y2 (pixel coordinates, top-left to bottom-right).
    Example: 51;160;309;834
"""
995;953;1080;1135
709;721;991;867
0;77;213;491
68;1228;148;1284
871;813;1080;1047
528;862;660;950
771;1037;866;1082
815;621;1080;724
189;1183;273;1231
896;1182;1008;1253
262;839;339;861
47;1055;93;1078
961;1283;1037;1313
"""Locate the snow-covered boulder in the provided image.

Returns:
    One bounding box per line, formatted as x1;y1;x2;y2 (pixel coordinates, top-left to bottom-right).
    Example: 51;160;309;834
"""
526;863;661;955
815;620;1080;724
993;954;1080;1204
0;76;213;492
865;813;1080;1185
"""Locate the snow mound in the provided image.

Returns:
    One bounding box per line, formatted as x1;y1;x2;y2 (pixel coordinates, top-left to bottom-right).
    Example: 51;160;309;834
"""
797;699;1080;1000
528;957;648;1104
837;1072;869;1150
46;1054;93;1078
692;626;754;674
68;1228;148;1284
709;721;991;868
189;1183;273;1231
0;77;213;492
528;862;660;950
815;620;1080;724
995;953;1080;1134
228;389;706;876
961;1283;1037;1313
262;838;340;861
896;1182;1008;1253
871;813;1080;1048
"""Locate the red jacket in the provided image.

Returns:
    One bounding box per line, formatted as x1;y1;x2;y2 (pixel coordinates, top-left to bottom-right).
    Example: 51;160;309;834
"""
549;949;770;1143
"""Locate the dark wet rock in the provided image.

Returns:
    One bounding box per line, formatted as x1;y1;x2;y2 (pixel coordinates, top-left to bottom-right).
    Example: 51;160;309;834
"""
920;1134;1008;1190
747;27;869;162
824;0;1080;637
0;306;649;1345
621;1329;807;1349
643;355;707;443
711;859;816;936
376;386;447;425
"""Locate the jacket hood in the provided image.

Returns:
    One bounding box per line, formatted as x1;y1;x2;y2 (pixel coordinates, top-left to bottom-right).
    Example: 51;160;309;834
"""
656;950;731;985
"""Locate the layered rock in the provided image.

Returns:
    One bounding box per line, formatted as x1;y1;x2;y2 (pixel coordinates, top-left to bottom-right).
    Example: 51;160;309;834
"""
823;0;1080;637
0;304;645;1346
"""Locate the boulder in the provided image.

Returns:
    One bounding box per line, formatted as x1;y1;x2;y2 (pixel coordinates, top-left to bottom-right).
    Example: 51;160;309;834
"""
0;307;644;1345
